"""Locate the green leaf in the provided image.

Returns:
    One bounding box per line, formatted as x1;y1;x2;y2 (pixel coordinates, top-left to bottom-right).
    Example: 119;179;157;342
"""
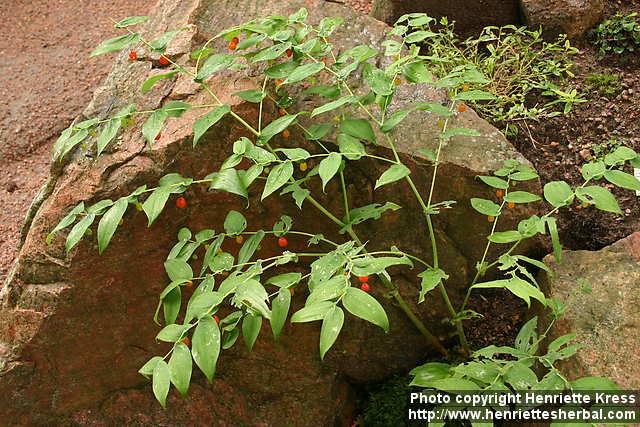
114;15;148;28
404;30;437;43
139;356;163;378
603;169;640;191
504;191;541;204
307;276;349;305
418;268;448;303
192;316;220;382
141;71;178;94
209;168;247;199
47;202;85;244
311;96;357;117
343;202;401;229
278;148;310;161
442;127;480;140
267;272;301;288
97;197;128;254
415;102;454;116
504;362;538;390
163;287;182;324
546;217;562;263
342;287;389;332
543;181;574;207
319;306;344;360
238;230;264;264
470;198;501;216
185;292;224;322
366;68;394;96
242;312;262;351
223;210;246;235
233;89;266;103
91;33;139;56
97;118;121;156
65;213;95;253
410;362;451;384
472;277;546;307
338;133;365;160
196;53;235;81
576;186;621;213
142;110;168;144
291;301;334;323
260;114;299;144
262;161;294;200
152;360;170;408
150;29;182;51
340;118;375;142
351;256;413;276
304;123;332;141
164;258;193;282
142;187;170;226
233;279;271;319
271;287;291;339
156;324;188;342
509;169;539;181
415;377;480;391
375;164;410;189
284;62;324;84
251;42;292;62
319;153;342;190
571;376;619;391
455;90;496;101
488;230;522;244
381;109;411;133
581;161;606;180
193;105;231;146
169;342;192;396
604;146;637;166
477;176;508;189
56;128;88;159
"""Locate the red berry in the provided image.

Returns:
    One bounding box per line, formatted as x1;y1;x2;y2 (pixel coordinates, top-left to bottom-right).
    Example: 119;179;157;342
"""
277;237;288;248
158;55;170;66
286;48;293;57
507;201;516;209
128;50;137;61
214;315;220;325
231;37;239;44
457;103;467;113
181;336;191;346
176;196;187;209
282;129;290;139
360;283;371;293
358;276;369;283
228;41;237;51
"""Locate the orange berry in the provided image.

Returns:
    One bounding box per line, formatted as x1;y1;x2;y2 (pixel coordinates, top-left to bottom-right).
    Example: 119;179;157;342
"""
282;129;290;139
394;77;401;86
507;202;515;209
321;57;327;65
457;103;467;113
278;108;286;117
496;189;504;199
231;37;239;44
228;41;237;51
181;337;191;347
358;276;369;283
299;162;308;172
487;215;495;222
235;235;244;244
214;315;220;325
286;48;293;57
128;50;137;61
360;283;371;293
462;83;470;91
158;55;170;66
277;237;288;248
275;79;283;87
175;196;187;209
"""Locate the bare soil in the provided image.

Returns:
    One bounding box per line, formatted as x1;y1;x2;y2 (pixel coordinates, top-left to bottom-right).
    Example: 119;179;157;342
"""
0;0;154;280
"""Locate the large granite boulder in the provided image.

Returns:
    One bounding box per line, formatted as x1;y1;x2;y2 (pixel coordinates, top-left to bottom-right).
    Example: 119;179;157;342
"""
0;0;542;424
538;232;640;389
520;0;605;39
370;0;521;36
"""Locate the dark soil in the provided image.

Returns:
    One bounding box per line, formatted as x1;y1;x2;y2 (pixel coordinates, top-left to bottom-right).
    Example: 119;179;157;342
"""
511;0;640;252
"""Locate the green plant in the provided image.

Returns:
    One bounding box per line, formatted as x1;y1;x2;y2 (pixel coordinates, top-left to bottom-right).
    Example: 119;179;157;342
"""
394;17;581;131
591;137;625;159
585;72;622;99
592;12;640;57
46;11;640;413
362;376;410;427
